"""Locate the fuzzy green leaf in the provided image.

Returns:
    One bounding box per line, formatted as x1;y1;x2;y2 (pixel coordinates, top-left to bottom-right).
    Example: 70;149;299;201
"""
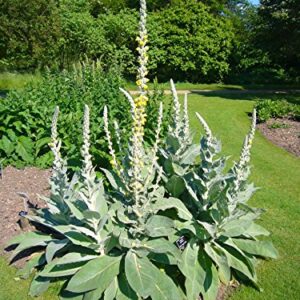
45;239;68;263
166;175;185;197
125;251;181;300
67;255;122;293
145;215;174;237
152;197;192;221
232;239;278;259
116;272;138;300
179;242;205;300
29;276;50;297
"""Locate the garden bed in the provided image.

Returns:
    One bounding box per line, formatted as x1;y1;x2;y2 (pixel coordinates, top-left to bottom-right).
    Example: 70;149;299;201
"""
257;118;300;157
0;166;50;253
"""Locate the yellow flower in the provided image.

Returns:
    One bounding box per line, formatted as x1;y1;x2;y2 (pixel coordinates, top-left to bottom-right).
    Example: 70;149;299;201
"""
110;159;116;166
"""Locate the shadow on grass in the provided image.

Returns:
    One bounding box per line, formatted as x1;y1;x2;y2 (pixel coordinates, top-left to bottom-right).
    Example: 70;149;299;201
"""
190;90;300;104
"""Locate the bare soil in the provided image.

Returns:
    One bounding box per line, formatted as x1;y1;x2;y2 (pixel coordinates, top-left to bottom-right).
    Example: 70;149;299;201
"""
0;166;50;253
257;118;300;157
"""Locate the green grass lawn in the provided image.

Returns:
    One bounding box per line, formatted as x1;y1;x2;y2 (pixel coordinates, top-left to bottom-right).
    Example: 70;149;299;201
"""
1;71;299;92
125;81;300;91
0;72;41;91
1;93;299;299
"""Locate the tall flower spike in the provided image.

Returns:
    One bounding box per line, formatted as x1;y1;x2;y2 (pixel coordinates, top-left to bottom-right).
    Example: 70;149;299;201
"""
232;109;257;192
136;0;149;95
103;106;118;169
113;120;123;153
195;112;213;142
170;79;181;138
81;105;93;177
120;88;136;118
183;92;190;141
128;0;150;205
50;106;62;171
248;109;257;143
145;102;164;186
237;109;257;169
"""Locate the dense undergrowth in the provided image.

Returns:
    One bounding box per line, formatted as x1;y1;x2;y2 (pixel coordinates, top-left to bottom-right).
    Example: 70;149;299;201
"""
255;99;300;122
0;61;168;169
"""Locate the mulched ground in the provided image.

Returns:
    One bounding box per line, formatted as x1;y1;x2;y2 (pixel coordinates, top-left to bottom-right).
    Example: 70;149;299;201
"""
257;118;300;157
0;166;50;253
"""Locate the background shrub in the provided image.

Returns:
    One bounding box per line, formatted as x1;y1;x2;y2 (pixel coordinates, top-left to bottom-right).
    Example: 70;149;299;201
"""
256;99;300;122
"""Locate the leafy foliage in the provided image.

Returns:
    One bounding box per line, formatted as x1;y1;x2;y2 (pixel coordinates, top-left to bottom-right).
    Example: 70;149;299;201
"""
147;0;234;82
159;81;278;299
7;102;186;300
6;1;277;299
0;61;167;169
255;99;300;122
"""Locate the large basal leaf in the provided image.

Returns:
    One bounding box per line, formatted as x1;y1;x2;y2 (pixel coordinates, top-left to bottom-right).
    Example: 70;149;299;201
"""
220;219;252;237
125;251;153;298
199;251;219;300
219;241;257;282
9;232;53;261
232;238;278;259
166;175;185;198
125;250;182;300
104;277;118;300
143;238;181;261
45;239;69;263
67;255;122;293
152;197;192;221
145;215;174;237
244;223;270;237
179;242;205;300
204;243;231;284
39;261;85;278
116;272;138;300
39;253;98;278
16;253;46;279
29;275;50;297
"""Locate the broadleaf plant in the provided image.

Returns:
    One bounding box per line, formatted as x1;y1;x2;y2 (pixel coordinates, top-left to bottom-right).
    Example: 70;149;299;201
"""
159;81;278;300
7;1;187;299
7;0;277;299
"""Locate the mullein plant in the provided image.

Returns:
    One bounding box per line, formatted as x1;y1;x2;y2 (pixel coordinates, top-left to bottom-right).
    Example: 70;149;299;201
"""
7;0;277;299
159;80;200;198
158;86;278;299
7;106;116;298
7;1;190;299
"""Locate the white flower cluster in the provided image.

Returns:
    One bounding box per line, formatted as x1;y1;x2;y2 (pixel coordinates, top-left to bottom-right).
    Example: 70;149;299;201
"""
50;106;63;173
233;109;257;192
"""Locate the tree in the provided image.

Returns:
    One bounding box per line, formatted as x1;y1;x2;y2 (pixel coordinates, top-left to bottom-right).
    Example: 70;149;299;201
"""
0;0;62;70
147;0;234;82
258;0;300;76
